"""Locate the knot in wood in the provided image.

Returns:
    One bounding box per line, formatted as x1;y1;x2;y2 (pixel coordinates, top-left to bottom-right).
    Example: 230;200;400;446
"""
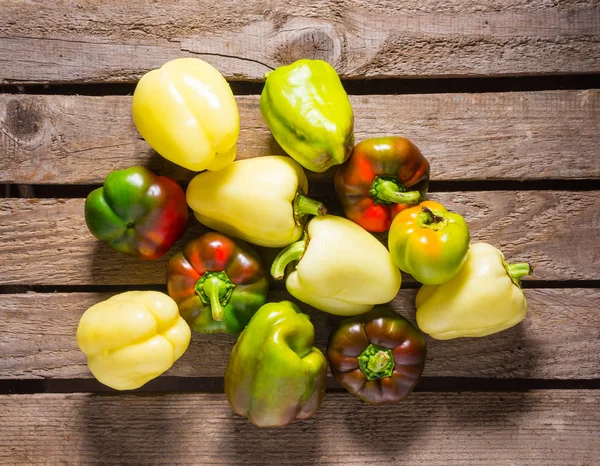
3;98;42;141
275;21;343;66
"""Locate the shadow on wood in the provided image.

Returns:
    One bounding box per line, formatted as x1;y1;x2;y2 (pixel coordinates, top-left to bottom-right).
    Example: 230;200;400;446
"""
219;410;322;465
80;394;184;464
142;148;196;185
89;240;167;288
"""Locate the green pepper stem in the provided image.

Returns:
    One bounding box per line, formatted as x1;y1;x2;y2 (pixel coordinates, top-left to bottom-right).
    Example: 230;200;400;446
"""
358;344;395;380
369;176;421;206
506;262;532;288
195;271;235;322
294;194;327;219
369;351;391;373
417;205;448;230
420;206;444;224
203;277;226;321
271;237;307;280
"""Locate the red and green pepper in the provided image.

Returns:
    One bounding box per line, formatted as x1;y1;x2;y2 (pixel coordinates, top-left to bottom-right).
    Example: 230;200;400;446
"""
334;137;430;232
388;200;470;285
167;232;269;334
84;166;188;260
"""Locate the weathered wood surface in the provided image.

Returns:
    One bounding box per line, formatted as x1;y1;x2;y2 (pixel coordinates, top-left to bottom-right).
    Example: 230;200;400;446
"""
1;1;599;83
1;391;598;464
1;91;599;184
0;192;597;285
0;289;598;380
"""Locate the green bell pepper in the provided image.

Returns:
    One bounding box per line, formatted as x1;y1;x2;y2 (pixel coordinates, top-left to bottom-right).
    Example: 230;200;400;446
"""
260;59;354;173
224;301;327;427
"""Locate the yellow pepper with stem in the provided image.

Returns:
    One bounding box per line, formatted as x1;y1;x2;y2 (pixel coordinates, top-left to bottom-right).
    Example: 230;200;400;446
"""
271;215;402;316
416;242;532;339
132;58;240;172
76;291;191;390
186;156;326;248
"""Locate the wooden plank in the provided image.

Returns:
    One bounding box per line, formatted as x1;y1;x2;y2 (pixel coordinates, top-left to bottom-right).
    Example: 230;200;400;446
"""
1;391;598;464
0;191;597;286
1;2;599;83
1;91;599;184
1;289;598;380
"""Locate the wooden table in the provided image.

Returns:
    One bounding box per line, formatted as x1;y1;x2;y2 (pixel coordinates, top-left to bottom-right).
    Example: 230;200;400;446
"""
1;1;599;464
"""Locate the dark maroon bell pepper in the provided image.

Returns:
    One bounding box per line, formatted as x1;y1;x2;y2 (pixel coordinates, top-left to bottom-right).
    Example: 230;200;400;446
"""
327;307;427;404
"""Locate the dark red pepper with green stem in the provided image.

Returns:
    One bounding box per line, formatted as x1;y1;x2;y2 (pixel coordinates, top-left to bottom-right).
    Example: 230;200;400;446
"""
167;232;269;334
327;307;426;404
334;137;430;233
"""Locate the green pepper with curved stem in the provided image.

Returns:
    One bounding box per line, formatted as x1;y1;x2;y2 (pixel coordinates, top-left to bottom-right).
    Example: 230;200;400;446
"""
166;232;269;334
327;307;426;404
225;301;327;427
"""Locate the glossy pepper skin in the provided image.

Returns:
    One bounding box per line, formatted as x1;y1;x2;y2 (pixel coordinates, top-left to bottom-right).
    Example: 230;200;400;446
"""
132;58;240;172
166;232;269;334
225;301;327;428
335;137;430;233
186;156;326;248
271;215;401;316
85;166;188;260
76;291;191;390
260;59;354;173
327;307;426;404
416;242;531;340
388;200;470;285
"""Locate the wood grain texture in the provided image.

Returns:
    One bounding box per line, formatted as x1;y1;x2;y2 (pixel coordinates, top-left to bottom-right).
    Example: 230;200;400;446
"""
0;191;598;286
1;91;599;183
1;1;599;83
0;289;598;380
1;391;598;464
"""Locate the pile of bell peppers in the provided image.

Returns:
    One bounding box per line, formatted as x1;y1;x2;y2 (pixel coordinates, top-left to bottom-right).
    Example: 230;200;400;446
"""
78;57;532;427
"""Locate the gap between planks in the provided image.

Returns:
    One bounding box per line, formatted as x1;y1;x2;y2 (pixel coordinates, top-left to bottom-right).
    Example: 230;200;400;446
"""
4;178;600;201
2;74;600;97
3;376;600;396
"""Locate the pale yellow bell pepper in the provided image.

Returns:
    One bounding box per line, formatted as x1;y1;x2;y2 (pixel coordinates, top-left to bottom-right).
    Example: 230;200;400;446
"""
271;215;402;316
132;58;239;172
416;242;531;340
76;291;191;390
186;156;326;248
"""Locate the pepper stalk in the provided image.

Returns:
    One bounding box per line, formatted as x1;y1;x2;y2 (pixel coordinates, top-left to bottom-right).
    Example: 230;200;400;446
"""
358;344;395;380
195;271;235;321
271;236;308;280
369;176;421;206
293;194;327;225
504;262;533;289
